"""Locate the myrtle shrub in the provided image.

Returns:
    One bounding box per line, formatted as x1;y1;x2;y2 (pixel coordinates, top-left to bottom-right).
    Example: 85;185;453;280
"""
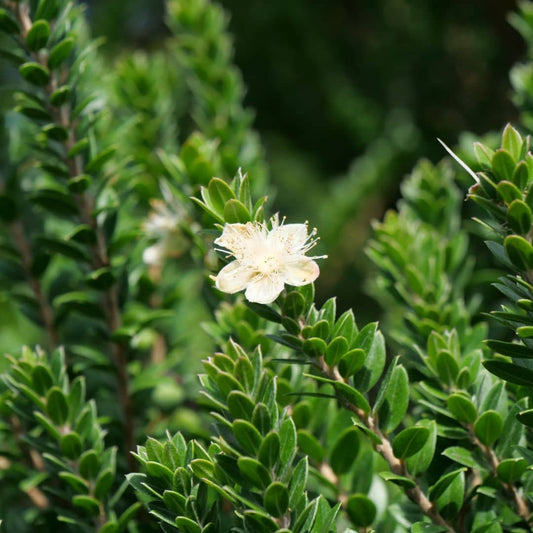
2;1;533;532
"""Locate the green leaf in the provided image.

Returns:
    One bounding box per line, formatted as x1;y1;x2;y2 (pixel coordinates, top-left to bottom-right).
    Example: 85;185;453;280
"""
297;430;324;463
379;471;416;489
227;391;255;420
48;37;74;69
224;198;250;223
483;360;533;387
435;350;459;386
485;339;533;358
405;419;437;476
352;325;386;392
37;237;89;262
86;146;117;173
58;472;89;493
60;432;83;459
497;180;522;204
233;419;262;455
242;510;278;533
207;177;235;216
374;359;409;433
31;364;54;396
19;62;50;86
501;123;523;161
309;374;370;413
264;482;289;517
329;427;359;475
492;149;516;182
35;0;59;20
72;495;100;515
441;446;479;469
447;394;477;424
175;517;201;533
0;8;20;33
474;410;503;446
338;348;366;378
507;199;532;234
237;457;271;489
258;431;280;469
345;494;376;528
279;417;297;472
324;336;349;366
85;267;116;290
79;450;100;480
26;20;50;51
67;174;91;193
94;469;114;499
251;403;271;435
513;160;529;190
283;291;306;319
411;523;448;533
392;426;430;459
429;468;465;519
496;458;528;483
303;337;327;357
46;386;69;425
517;408;533;427
504;235;533;271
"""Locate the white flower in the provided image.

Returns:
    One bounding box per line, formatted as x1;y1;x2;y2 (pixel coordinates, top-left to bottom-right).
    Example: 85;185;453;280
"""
143;183;188;266
212;214;325;304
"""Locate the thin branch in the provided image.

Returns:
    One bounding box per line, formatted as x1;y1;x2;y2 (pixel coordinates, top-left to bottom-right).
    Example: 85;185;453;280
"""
10;2;135;466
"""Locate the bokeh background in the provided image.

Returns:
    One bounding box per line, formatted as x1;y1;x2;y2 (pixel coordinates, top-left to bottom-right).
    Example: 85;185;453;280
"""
82;0;525;313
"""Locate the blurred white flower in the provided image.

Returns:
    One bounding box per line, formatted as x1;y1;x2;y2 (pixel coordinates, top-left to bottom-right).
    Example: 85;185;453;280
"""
143;183;188;266
212;214;325;304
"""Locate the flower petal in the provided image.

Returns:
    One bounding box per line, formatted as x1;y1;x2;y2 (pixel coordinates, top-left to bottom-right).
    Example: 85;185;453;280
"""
214;261;254;294
215;222;259;258
143;244;163;265
283;257;320;286
270;223;309;254
244;276;285;304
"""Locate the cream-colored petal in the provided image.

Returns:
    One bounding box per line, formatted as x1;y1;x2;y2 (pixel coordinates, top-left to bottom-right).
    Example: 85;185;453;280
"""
214;261;254;294
143;244;163;265
270;223;309;254
244;276;285;304
215;222;257;258
282;257;320;286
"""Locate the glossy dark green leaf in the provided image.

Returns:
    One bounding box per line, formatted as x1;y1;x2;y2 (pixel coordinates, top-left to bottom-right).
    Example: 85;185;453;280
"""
42;123;69;141
237;457;271;489
35;0;59;20
330;427;360;475
242;510;278;533
474;410;503;446
48;37;75;69
85;267;116;289
283;290;305;319
79;450;100;480
502;124;523;161
60;431;83;459
0;8;20;33
26;20;50;51
72;495;100;515
345;494;376;528
36;236;89;262
497;458;528;483
86;146;117;173
507;199;532;234
497;180;522;204
301;336;325;357
492;149;516;182
49;85;71;106
504;235;533;271
258;431;280;469
447;393;477;424
483;359;533;386
441;446;479;469
379;472;416;489
46;386;69;425
263;482;289;517
233;419;262;455
485;339;533;358
227;391;255;420
223;198;250;223
405;419;437;476
352;325;386;392
324;336;349;366
67;174;91;193
31;364;54;396
513;161;529;190
175;517;201;533
429;468;465;519
58;471;89;493
19;62;50;86
374;359;409;433
279;417;297;471
517;408;533;427
435;349;459;386
297;430;324;463
338;349;366;378
392;426;430;459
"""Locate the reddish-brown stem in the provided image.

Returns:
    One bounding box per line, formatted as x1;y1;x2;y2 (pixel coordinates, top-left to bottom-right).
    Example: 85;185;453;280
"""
316;356;453;530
